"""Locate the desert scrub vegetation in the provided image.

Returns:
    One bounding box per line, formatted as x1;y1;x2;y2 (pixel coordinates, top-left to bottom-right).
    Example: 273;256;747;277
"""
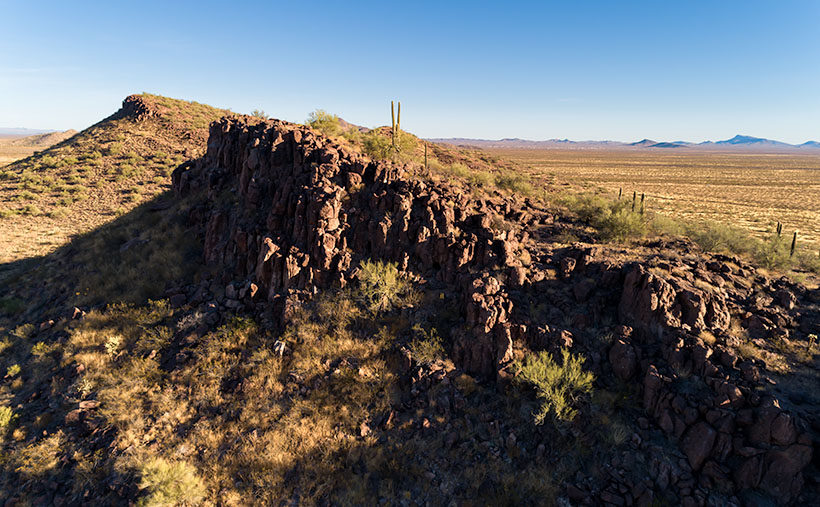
306;109;342;137
409;324;445;365
561;190;820;274
0;250;565;503
356;259;416;313
561;193;648;242
514;348;595;425
137;458;206;507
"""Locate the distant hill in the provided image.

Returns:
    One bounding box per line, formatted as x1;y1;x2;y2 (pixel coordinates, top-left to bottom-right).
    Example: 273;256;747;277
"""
714;134;793;148
629;139;657;147
428;138;628;150
6;129;77;147
0;127;57;137
430;134;820;152
649;142;689;148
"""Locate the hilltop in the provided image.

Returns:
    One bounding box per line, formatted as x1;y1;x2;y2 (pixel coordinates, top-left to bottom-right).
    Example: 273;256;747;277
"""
0;94;231;262
0;98;818;506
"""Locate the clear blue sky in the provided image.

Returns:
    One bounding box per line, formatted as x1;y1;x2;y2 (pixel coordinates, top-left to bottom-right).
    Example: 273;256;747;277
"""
1;1;818;143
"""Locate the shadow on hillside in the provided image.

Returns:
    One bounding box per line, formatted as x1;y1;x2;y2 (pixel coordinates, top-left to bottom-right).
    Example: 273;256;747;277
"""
0;190;207;502
0;191;202;326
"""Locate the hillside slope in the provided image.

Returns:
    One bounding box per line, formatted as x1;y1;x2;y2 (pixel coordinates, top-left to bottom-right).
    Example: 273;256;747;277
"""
0;94;231;262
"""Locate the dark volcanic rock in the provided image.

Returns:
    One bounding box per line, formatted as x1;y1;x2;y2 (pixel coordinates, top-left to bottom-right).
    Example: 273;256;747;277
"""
173;117;533;376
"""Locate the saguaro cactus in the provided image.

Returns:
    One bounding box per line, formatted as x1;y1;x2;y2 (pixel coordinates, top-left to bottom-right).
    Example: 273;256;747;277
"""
618;188;622;200
632;191;637;212
790;231;797;257
424;142;428;170
776;222;783;237
391;101;402;152
640;193;646;215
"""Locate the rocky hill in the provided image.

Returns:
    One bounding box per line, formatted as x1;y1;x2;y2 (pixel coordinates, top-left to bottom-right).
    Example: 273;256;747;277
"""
0;104;818;505
0;94;231;262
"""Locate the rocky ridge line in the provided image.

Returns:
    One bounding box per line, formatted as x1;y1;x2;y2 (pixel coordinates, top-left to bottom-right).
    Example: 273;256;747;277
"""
170;116;819;505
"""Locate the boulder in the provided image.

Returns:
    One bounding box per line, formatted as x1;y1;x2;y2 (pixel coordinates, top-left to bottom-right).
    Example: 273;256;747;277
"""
680;421;716;471
609;338;637;381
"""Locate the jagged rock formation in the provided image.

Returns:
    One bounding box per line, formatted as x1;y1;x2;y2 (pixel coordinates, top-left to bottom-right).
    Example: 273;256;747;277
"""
174;116;536;376
173;116;818;505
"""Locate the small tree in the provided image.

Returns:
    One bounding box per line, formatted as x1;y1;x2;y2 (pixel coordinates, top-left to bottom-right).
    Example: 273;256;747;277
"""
251;109;267;119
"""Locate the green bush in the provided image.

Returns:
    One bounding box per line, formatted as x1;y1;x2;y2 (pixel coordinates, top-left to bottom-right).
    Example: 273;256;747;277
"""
21;204;42;216
6;364;21;378
362;131;392;160
0;406;17;435
562;193;646;242
597;207;647;242
754;234;791;270
306;109;341;137
409;324;445;365
495;172;535;196
514;348;595;425
685;221;753;254
137;458;206;507
357;259;408;313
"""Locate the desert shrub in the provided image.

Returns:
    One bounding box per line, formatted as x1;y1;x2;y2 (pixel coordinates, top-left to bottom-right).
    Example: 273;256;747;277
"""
251;109;267;119
108;142;123;155
21;204;42;216
562;193;646;242
362;130;392;160
495;172;535;196
795;250;820;273
0;208;19;219
47;207;69;219
39;155;58;168
514;348;595;425
137;458;206;507
12;323;35;339
62;156;79;165
362;129;416;161
686;221;754;255
597;207;647;242
0;406;17;435
0;169;16;181
409;324;445;365
357;259;408;313
306;109;341;137
0;297;25;315
6;364;21;378
448;162;471;178
31;341;54;356
754;234;791;270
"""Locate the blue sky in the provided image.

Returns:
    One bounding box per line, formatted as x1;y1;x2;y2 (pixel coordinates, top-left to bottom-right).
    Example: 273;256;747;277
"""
1;1;818;143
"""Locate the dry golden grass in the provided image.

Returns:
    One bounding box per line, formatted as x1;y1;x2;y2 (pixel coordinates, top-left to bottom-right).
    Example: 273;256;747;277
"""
490;149;820;248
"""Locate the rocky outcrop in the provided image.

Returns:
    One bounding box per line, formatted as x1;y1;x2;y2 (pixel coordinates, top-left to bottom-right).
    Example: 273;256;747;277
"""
172;116;818;505
115;94;157;121
619;264;730;336
174;117;533;376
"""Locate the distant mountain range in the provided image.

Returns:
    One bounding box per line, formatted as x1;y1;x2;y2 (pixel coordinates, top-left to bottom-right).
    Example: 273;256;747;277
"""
0;127;58;137
428;134;820;152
